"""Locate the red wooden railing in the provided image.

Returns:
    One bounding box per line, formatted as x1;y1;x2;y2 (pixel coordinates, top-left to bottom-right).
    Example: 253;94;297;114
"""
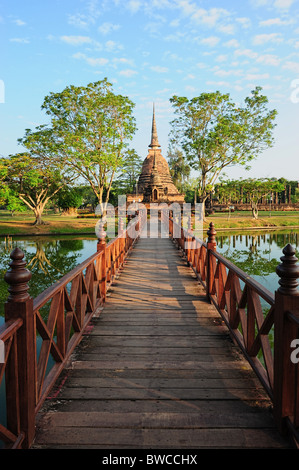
0;210;146;448
162;212;299;447
1;208;299;448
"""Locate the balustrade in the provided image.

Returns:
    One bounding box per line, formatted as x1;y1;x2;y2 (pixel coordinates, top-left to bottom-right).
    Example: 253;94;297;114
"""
0;210;146;448
1;209;299;448
163;212;299;447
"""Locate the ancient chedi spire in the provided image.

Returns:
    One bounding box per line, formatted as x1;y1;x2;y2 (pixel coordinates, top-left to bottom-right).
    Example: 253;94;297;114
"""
135;103;185;204
149;103;160;148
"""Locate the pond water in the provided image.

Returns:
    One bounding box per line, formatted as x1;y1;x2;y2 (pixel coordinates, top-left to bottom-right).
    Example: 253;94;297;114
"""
0;229;298;320
0;235;98;324
215;229;299;295
0;234;98;437
0;229;298;438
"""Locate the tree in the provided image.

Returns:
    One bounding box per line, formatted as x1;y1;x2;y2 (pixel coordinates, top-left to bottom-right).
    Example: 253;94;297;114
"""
118;149;143;194
40;78;136;214
0;152;67;225
57;186;83;215
167;146;191;192
237;178;285;219
169;87;277;215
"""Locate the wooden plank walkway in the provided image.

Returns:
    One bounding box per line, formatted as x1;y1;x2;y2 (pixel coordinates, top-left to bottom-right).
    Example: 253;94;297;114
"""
33;220;292;449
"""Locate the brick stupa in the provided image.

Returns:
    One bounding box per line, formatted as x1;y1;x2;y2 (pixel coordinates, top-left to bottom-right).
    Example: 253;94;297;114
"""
127;105;185;206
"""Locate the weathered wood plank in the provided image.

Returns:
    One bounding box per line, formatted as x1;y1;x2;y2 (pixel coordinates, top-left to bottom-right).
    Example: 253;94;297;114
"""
36;410;278;430
34;426;289;449
33;221;292;449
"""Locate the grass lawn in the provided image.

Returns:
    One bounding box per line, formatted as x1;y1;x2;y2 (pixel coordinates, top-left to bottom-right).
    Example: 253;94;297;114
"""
0;209;298;236
203;210;299;230
0;211;99;236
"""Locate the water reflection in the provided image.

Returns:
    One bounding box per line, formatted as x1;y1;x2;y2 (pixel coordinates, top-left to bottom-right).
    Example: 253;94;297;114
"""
0;235;97;321
1;230;298;318
215;229;299;294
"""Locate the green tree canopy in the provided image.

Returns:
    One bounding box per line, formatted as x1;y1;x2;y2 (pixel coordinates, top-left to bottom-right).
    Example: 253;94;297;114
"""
169;86;277;213
57;186;83;215
117;149;143;194
167;146;191;192
39;78;137;214
214;177;285;218
0;151;69;224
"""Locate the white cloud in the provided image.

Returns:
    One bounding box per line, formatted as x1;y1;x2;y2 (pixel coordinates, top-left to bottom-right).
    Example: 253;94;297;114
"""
98;22;120;35
196;62;207;69
200;36;220;47
216;54;228;62
212;67;242;77
256;54;281;66
259;17;294;26
126;0;142;13
9;37;29;43
150;66;169;73
218;24;235;35
113;58;135;66
250;0;295;9
73;52;108;66
105;40;123;52
193;7;230;27
274;0;295;9
283;61;299;74
68;13;90;29
207;80;231;87
185;85;196;93
176;3;233;34
236;17;251;28
67;1;101;29
245;73;270;80
119;69;138;77
224;39;240;48
252;33;284;45
60;35;92;45
235;48;258;59
13;19;26;26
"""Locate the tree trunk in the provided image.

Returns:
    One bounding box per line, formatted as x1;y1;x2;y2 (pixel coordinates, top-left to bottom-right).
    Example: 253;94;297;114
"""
251;202;259;219
33;205;46;225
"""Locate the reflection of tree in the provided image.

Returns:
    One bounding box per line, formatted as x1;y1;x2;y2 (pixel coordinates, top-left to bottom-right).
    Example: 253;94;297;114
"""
224;248;279;277
27;240;64;277
0;237;85;317
217;231;299;278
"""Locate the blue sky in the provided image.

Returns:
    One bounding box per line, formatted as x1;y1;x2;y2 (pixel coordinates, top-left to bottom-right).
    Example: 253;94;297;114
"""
1;0;299;181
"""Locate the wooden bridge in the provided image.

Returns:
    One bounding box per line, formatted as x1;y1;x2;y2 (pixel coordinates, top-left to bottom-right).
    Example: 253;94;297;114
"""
1;210;299;449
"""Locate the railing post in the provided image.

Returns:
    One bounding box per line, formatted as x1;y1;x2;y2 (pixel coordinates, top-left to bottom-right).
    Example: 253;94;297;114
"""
4;247;35;449
97;220;107;302
118;217;124;267
206;222;217;302
273;244;299;434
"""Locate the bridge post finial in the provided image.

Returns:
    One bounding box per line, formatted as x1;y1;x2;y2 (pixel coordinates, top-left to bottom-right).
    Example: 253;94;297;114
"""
206;223;217;303
97;218;107;252
274;244;299;434
276;244;299;295
4;247;35;448
207;222;217;251
96;219;107;301
4;247;32;302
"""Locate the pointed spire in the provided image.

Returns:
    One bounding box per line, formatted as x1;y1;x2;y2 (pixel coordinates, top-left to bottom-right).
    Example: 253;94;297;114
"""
149;103;160;148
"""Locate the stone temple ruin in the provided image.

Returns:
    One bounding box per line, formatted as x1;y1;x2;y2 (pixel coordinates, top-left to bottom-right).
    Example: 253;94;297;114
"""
127;104;185;207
